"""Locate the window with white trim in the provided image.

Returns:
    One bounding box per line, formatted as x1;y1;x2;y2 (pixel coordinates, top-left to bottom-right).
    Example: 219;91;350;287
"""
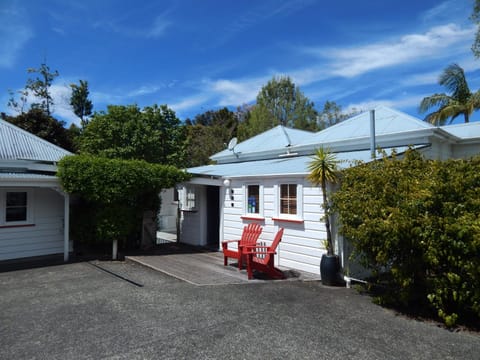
275;182;303;220
180;186;197;211
243;183;263;217
247;185;260;214
0;189;33;226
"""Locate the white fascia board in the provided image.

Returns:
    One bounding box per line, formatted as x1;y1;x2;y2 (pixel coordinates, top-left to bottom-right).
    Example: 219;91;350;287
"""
186;177;224;186
290;129;437;154
227;172;309;179
0;177;60;188
0;160;58;173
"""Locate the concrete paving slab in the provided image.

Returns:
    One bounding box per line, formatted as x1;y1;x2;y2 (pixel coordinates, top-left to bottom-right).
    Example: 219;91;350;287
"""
126;251;320;285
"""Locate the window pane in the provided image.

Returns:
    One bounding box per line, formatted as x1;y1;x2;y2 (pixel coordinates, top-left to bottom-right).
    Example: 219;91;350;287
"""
6;192;27;207
247;185;259;214
6;192;28;222
6;207;27;222
280;184;297;215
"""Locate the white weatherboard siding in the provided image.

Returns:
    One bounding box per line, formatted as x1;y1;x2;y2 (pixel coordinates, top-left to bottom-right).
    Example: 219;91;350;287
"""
222;177;326;275
180;185;207;246
0;188;65;261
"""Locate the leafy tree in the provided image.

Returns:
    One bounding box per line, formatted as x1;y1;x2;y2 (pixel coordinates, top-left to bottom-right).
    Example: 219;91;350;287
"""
471;0;480;57
79;104;187;166
184;107;238;167
25;63;59;116
246;76;317;138
419;63;480;125
3;108;75;151
70;80;93;128
7;88;29;114
317;101;358;130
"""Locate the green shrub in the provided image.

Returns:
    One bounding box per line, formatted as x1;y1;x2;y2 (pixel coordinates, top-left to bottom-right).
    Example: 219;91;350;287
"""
332;150;480;326
58;155;190;249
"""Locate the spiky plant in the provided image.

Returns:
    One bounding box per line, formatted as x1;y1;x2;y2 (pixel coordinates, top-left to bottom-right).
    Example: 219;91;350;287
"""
307;147;339;255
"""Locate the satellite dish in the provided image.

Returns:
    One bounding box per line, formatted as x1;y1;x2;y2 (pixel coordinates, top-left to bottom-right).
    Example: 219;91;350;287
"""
227;137;238;150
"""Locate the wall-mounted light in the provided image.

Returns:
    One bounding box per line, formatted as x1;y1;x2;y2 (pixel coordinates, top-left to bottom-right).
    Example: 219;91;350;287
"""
223;178;231;187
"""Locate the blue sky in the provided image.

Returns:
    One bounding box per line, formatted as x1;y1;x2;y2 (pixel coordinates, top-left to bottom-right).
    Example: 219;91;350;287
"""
1;0;479;125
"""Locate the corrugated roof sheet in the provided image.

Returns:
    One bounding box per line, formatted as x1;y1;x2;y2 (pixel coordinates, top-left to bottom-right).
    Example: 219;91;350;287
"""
211;125;315;161
441;122;480;139
189;146;418;178
304;106;434;145
0;173;58;180
0;119;71;162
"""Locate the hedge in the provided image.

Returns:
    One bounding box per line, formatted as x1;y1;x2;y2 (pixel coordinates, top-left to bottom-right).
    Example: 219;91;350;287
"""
58;155;190;248
332;150;480;327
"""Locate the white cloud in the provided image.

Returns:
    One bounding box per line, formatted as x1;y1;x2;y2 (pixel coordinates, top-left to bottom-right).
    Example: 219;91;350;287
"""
169;94;210;113
92;11;172;39
50;83;79;125
209;78;265;106
0;4;33;68
146;15;171;38
421;0;470;24
6;81;79;125
304;24;475;78
127;85;162;97
345;95;424;114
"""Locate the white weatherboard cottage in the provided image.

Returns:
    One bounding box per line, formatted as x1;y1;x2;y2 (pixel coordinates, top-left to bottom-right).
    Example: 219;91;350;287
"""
173;106;480;276
0;119;71;262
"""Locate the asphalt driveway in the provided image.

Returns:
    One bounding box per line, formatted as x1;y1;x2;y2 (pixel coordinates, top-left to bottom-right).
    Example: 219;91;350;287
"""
1;261;478;360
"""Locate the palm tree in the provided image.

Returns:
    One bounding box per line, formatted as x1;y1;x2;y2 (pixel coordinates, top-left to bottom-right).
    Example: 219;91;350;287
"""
307;147;339;255
419;63;480;125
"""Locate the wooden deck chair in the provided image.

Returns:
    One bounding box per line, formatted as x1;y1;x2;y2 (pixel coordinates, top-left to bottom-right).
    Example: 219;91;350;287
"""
245;228;285;280
222;223;262;270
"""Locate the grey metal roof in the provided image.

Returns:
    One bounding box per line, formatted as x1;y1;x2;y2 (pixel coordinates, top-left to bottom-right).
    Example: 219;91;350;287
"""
0;119;71;162
0;173;58;180
303;106;434;145
189;146;417;178
441;122;480;140
211;125;316;162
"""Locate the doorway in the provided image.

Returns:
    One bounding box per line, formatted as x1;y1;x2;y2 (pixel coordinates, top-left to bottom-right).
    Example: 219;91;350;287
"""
206;186;220;249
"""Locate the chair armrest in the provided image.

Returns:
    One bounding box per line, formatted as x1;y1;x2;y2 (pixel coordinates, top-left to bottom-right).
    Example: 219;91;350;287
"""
222;240;240;244
222;239;240;250
245;249;276;255
245;245;269;249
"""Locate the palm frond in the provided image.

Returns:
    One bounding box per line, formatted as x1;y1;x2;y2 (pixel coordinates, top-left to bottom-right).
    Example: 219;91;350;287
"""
418;94;451;113
439;63;471;101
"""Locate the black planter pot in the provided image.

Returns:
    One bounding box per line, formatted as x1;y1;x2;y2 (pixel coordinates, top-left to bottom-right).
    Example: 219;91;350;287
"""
320;254;341;286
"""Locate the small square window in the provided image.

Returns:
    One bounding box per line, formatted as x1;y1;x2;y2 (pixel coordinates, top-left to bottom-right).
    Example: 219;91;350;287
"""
280;184;297;215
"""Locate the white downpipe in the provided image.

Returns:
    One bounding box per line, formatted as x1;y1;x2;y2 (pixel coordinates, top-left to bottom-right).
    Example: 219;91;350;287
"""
370;109;376;159
112;239;118;260
63;194;70;262
344;275;368;288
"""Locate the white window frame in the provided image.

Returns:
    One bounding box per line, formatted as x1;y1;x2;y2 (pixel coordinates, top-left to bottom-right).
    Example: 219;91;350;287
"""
180;186;197;211
0;188;34;226
274;182;303;221
243;183;264;218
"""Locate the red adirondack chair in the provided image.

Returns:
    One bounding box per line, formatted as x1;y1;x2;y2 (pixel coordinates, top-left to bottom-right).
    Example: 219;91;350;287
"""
222;223;262;270
245;228;285;280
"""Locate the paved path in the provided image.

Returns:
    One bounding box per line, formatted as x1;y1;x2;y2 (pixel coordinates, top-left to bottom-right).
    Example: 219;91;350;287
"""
1;261;478;359
126;251;319;285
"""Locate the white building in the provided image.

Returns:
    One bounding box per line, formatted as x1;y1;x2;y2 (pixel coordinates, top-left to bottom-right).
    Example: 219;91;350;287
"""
0;119;71;262
173;106;480;275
